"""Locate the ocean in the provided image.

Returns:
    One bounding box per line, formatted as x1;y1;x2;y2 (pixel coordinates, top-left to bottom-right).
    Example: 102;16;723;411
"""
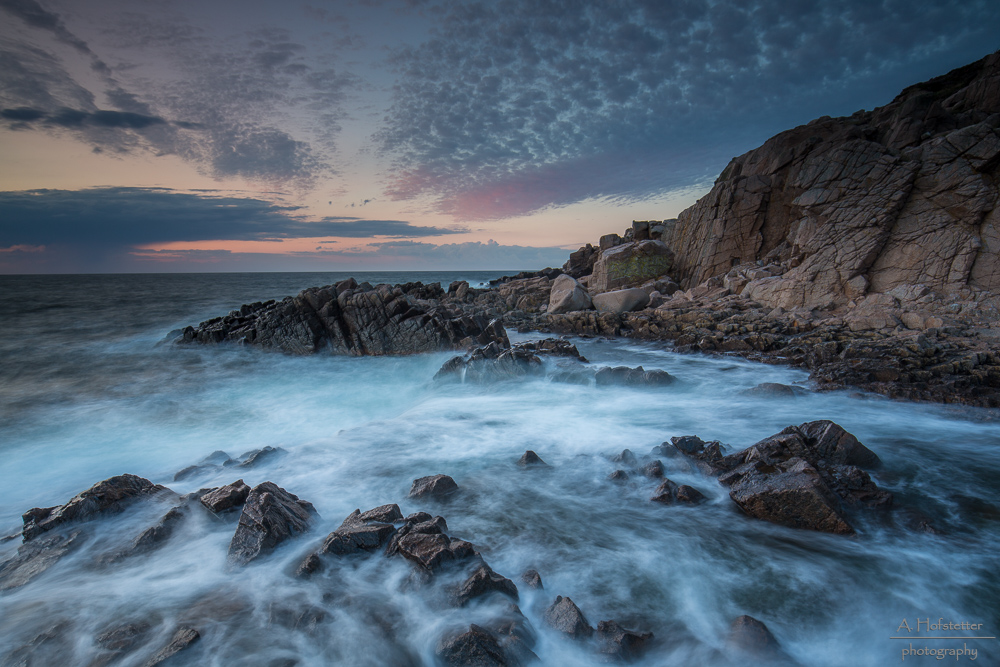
1;272;998;665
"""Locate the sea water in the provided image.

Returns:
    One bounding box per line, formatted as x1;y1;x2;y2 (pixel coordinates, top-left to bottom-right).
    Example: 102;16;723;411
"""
0;273;998;665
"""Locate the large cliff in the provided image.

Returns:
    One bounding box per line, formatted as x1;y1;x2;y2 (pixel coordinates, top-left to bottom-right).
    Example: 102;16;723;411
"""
663;51;1000;309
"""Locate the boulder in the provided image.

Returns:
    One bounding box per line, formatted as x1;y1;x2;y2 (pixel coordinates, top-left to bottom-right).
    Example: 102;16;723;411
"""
548;274;593;314
592;288;650;314
394;532;475;571
318;522;397;556
229;446;286;469
596;620;654;663
594;366;675;387
199;480;250;514
21;474;168;542
227;482;316;566
590;241;674;293
517;450;546;466
435;343;544;384
727;615;782;658
436;625;511;667
543;596;593;639
409;474;459;500
454;563;519;606
651;478;706;505
521;569;543;589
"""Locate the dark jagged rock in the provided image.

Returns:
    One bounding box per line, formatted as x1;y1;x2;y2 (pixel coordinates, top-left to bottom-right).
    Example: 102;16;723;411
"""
543;596;593;639
22;474;168;542
594;366;675;387
521;569;543;589
562;243;598;278
99;506;186;564
394;532;475;572
174;450;235;481
640;460;664;478
176;280;509;356
608;470;629;483
436;624;509;667
670;436;729;474
650;478;706;505
227;482;316;566
314;507;400;558
410;516;448;534
409;474;459;500
611;449;637;466
404;511;433;524
678;421;891;533
596;620;654;663
435;342;542;383
727;615;782;658
0;529;83;590
226;446;287;469
294;553;324;579
199;480;250;514
140;627;200;667
517;450;546;466
455;563;519;606
97;621;152;652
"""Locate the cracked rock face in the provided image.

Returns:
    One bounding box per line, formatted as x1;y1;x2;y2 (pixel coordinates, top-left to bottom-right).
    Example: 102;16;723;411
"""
662;52;1000;309
177;281;509;356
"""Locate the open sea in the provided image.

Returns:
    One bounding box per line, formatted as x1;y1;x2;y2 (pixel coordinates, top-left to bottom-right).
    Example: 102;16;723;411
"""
1;272;998;665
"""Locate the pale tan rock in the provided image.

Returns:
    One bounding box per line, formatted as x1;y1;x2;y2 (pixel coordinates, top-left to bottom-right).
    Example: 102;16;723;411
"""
590;240;673;293
548;274;592;314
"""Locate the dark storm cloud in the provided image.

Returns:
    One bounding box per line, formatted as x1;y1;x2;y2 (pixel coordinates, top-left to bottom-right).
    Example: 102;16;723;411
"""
0;188;464;249
1;106;168;128
378;0;1000;218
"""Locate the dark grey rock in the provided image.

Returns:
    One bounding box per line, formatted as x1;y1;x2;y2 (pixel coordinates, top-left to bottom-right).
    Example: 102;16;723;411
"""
517;451;546;466
227;482;316;566
596;620;654;663
0;529;84;591
521;569;543;589
140;627;200;667
200;480;250;514
454;564;519;606
409;474;459;500
543;596;593;639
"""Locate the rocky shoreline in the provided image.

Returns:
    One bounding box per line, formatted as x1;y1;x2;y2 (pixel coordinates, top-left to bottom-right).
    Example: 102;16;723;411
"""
2;418;899;666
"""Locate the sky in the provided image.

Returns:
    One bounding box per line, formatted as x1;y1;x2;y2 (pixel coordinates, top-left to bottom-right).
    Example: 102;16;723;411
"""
1;0;998;273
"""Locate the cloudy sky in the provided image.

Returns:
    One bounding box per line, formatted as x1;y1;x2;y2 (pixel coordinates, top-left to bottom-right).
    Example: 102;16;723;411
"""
1;0;997;272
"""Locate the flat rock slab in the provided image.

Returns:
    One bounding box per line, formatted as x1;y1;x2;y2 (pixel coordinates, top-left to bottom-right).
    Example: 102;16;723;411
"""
592;288;651;314
227;482;316;566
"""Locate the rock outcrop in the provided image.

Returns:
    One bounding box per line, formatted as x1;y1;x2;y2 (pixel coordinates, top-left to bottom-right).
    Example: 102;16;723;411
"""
590;240;674;293
227;482;316;566
662;52;1000;309
177;280;508;356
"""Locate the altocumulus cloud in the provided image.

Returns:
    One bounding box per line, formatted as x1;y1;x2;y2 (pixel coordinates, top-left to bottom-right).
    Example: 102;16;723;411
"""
379;0;1000;218
0;188;463;249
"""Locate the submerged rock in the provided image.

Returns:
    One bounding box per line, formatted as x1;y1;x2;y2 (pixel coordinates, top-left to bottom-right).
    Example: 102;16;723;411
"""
455;563;519;606
543;596;593;639
22;474;168;542
517;451;546;466
594;366;675;387
0;529;84;591
227;482;316;566
435;624;510;667
99;505;187;564
521;569;543;589
596;620;654;663
140;627;200;667
650;478;706;505
726;615;783;660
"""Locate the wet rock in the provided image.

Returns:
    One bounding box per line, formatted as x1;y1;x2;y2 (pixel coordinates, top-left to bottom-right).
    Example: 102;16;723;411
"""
1;621;74;667
596;620;654;663
670;436;729;474
228;446;287;469
608;470;630;483
741;382;800;398
592;288;650;314
594;366;675;387
521;569;543;589
178;281;509;356
409;474;459;500
727;615;781;658
99;506;186;564
22;474;169;541
410;516;448;534
173;450;234;481
319;522;397;556
543;596;594;639
199;480;250;514
651;478;706;505
96;621;152;652
435;343;544;383
395;532;475;572
0;529;83;590
346;503;404;525
640;460;664;478
404;511;433;524
721;459;855;534
294;553;324;578
611;449;638;466
141;627;200;667
548;274;593;314
517;450;546;466
436;625;509;667
227;482;317;566
454;563;519;606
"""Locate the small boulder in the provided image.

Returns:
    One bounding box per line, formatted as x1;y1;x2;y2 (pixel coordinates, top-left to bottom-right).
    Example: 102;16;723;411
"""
611;449;638;466
548;274;593;314
640;460;664;478
409;474;459;500
521;569;543;589
436;625;508;667
199;480;250;514
651;478;706;505
608;470;630;483
543;596;593;639
395;532;475;572
596;620;653;663
517;451;547;466
741;383;799;398
592;288;650;314
727;615;781;658
595;366;675;387
227;482;316;566
455;564;519;606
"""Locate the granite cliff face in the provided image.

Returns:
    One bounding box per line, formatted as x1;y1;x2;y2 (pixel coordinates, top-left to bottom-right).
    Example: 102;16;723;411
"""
664;52;1000;309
